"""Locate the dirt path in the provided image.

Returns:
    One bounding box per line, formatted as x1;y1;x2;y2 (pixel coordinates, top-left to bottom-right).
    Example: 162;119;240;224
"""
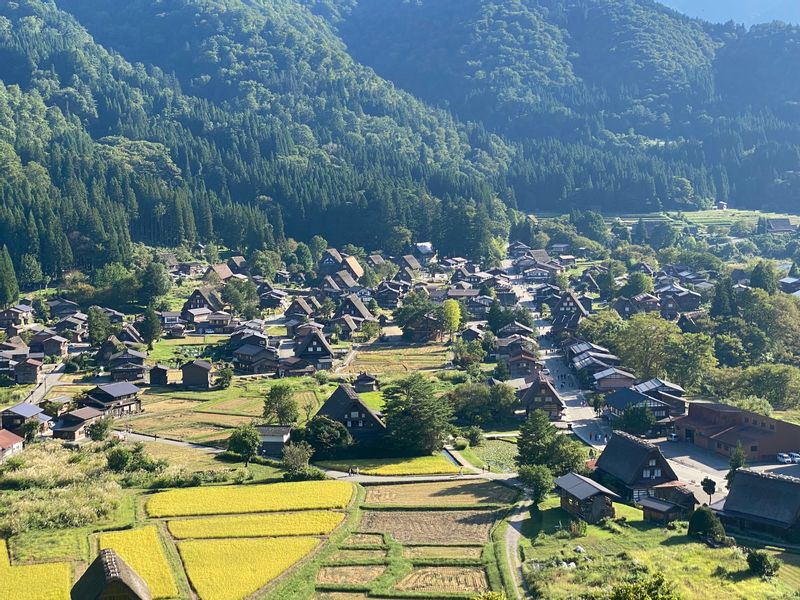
505;498;533;600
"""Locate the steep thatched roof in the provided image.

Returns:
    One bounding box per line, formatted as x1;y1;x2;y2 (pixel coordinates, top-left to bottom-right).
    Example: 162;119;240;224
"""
71;549;151;600
722;469;800;529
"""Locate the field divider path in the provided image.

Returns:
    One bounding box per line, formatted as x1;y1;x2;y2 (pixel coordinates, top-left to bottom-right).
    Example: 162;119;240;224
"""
505;497;533;600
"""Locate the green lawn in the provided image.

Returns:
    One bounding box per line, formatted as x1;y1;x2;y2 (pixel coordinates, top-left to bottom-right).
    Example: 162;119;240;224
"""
148;335;229;364
358;390;385;411
461;439;518;473
316;455;459;476
520;497;800;599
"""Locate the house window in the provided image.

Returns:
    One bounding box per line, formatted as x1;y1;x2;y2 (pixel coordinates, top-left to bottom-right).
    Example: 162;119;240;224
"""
351;411;359;418
648;459;656;467
653;469;661;478
346;421;352;428
642;469;651;478
358;421;363;427
761;421;766;428
769;424;775;430
750;445;758;452
744;417;749;423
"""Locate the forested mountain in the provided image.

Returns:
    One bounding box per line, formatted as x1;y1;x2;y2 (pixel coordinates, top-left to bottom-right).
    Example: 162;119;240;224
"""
2;0;800;278
659;0;800;25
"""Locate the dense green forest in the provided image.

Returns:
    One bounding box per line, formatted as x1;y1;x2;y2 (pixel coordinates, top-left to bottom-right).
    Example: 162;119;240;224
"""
2;0;800;276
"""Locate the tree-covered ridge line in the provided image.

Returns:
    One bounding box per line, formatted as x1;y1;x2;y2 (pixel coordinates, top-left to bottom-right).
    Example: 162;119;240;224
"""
334;0;800;213
0;0;516;277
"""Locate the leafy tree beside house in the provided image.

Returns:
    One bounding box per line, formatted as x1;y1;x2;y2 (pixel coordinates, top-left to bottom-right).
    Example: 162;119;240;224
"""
441;299;462;341
726;442;747;488
384;373;453;455
517;410;585;476
263;383;299;425
139;307;163;350
139;261;171;304
519;464;554;504
227;424;261;467
750;261;779;295
297;416;353;459
87;307;114;347
87;417;114;441
617;405;656;437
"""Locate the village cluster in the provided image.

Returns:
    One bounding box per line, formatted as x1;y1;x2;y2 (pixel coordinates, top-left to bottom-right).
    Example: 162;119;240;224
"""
2;213;800;599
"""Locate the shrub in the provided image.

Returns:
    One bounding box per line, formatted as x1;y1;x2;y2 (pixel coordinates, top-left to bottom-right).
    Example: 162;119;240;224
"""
688;506;725;541
746;550;781;578
463;425;484;446
568;519;587;538
518;464;554;505
453;437;469;451
282;466;327;481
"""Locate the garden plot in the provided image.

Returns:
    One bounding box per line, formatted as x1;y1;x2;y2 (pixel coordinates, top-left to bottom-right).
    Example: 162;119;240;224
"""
99;526;179;599
395;566;489;594
365;480;516;506
358;510;500;545
168;511;344;539
316;565;386;585
179;536;320;600
148;481;354;517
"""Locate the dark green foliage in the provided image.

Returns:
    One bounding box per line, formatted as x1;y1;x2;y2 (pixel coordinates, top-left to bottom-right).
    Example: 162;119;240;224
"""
750;261;779;295
746;550;781;578
616;406;656;437
139;307;162;349
86;417;113;441
139;262;171;304
87;306;113;347
517;410;585;476
726;442;747;488
518;464;553;505
299;415;353;459
383;373;453;454
227;424;262;467
0;246;19;308
216;366;233;389
687;506;726;541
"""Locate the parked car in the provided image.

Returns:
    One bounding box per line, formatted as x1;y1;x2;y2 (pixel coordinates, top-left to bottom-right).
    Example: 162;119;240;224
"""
541;368;550;375
777;453;793;464
789;452;800;464
667;433;679;443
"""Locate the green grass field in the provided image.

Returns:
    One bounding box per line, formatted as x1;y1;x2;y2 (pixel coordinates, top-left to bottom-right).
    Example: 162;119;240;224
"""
520;497;800;599
148;335;229;364
461;439;519;473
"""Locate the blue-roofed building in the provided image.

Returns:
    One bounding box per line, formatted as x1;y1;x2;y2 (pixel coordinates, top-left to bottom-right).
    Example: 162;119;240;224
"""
1;402;46;436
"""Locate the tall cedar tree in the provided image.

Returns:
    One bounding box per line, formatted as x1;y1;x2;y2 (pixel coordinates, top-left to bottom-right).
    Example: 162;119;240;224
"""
383;374;453;455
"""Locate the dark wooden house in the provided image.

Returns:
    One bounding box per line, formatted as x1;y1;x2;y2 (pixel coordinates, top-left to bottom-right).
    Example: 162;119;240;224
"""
594;431;678;501
317;384;387;443
554;472;618;524
149;365;170;387
181;360;213;389
713;469;800;541
520;374;566;420
78;383;142;417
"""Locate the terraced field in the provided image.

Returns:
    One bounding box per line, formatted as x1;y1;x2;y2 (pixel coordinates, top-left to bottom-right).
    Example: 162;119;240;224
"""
396;566;489;594
359;510;501;545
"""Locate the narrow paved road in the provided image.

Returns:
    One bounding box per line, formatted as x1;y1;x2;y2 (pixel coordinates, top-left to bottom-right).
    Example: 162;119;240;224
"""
25;364;65;404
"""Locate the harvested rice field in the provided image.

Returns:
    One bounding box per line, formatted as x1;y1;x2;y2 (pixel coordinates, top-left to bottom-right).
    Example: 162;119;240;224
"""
395;566;489;594
403;546;484;560
343;533;385;546
329;548;387;561
358;510;500;545
316;565;386;585
364;480;517;506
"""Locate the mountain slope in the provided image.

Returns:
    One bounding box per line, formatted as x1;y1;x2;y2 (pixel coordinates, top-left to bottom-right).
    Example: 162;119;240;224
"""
0;0;516;275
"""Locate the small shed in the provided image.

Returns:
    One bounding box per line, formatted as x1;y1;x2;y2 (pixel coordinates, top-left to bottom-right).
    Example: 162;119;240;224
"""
149;365;170;387
71;548;151;600
554;472;618;524
181;360;213;389
256;425;292;456
354;372;379;393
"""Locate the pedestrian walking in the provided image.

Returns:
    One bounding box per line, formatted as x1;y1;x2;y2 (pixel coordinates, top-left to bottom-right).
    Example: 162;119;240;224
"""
355;467;360;476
